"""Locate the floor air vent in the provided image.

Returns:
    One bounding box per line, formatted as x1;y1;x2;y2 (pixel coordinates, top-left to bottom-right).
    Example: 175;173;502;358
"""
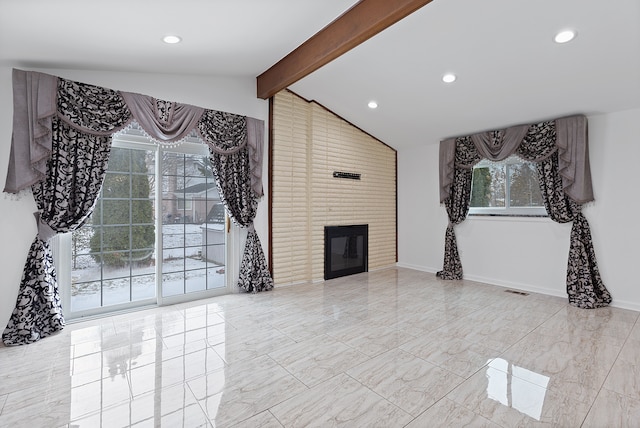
505;289;529;296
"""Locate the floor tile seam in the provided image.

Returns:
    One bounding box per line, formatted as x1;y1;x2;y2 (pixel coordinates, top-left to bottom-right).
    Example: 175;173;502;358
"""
182;375;215;426
0;409;71;428
443;382;512;428
616;314;640;352
341;371;415;421
326;334;387;362
483;355;606;408
524;327;629;350
272;347;373;388
596;331;639;402
392;344;467;372
213;358;312;425
413;348;496;382
69;383;209;424
71;370;129;390
417;396;504;428
0;394;6;416
489;309;554;359
576;386;610;428
396;396;456;428
0;397;73;423
122;348;220;375
599;383;640;402
66;391;139;423
227;410;276;428
268;323;310;344
264;409;286;428
264;352;316;389
129;369;205;399
73;343;132;359
106;349;215;377
344;351;468;418
0;359;72;379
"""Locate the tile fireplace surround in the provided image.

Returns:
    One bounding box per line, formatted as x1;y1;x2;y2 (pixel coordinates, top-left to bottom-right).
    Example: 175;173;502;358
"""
1;267;639;427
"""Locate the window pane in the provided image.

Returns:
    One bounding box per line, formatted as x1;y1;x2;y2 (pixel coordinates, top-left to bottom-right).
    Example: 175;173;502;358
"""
163;252;185;274
103;278;131;306
71;280;101;312
131;225;155;250
131;274;156;301
186;269;207;293
132;200;154;223
102;173;131;199
508;163;544;207
207;267;226;289
470;164;505;207
101;200;130;224
163;272;185;297
163;227;186;249
470;166;492;207
70;147;156;313
101;226;132;252
103;261;128;280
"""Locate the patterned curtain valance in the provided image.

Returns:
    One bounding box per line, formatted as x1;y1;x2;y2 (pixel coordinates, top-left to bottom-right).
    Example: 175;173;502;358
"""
4;69;264;197
439;115;593;204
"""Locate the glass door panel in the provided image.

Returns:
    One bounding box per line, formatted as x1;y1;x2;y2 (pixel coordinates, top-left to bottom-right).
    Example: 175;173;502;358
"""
65;139;228;319
159;151;226;299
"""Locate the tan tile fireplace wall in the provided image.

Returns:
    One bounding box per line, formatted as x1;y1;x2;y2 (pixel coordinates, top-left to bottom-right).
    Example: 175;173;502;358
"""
271;90;397;285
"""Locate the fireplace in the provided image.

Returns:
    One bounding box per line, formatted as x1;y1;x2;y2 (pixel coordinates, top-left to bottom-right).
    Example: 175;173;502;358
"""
324;225;368;280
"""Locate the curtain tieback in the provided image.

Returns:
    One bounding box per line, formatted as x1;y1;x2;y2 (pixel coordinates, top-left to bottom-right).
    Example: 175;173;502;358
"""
34;212;56;241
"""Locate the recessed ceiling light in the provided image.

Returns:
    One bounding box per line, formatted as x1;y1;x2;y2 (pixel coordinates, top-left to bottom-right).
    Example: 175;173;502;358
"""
442;73;457;83
554;30;576;44
163;35;182;44
368;101;378;109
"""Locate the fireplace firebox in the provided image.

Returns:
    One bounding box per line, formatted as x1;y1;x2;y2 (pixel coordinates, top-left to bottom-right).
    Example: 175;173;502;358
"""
324;225;368;280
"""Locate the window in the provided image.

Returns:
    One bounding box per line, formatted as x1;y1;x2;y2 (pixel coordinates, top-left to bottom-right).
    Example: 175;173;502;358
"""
469;155;547;216
57;131;232;318
177;198;192;211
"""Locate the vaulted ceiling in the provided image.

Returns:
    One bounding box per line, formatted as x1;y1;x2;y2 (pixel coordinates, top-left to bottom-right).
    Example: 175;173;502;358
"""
1;0;638;149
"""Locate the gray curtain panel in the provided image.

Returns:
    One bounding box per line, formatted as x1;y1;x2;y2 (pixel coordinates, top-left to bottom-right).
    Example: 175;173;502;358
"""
437;117;611;309
3;70;273;345
200;110;273;293
436;166;473;280
437;136;480;280
2;79;122;345
537;154;611;308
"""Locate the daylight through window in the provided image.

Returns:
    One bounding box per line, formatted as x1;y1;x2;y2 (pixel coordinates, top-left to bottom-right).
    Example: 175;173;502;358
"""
469;155;547;216
63;138;228;317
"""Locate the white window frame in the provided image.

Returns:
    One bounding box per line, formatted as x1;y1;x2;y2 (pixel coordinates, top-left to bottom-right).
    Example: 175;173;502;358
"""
55;132;242;320
468;156;548;217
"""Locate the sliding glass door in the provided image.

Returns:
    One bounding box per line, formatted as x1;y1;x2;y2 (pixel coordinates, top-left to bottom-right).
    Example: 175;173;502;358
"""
57;132;232;319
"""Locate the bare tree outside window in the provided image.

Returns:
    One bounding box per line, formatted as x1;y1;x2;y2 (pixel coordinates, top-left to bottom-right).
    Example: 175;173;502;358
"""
469;156;547;216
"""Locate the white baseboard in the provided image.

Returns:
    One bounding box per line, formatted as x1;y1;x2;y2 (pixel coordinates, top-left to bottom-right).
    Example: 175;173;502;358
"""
462;273;566;299
395;263;640;312
395;262;439;273
609;299;640;312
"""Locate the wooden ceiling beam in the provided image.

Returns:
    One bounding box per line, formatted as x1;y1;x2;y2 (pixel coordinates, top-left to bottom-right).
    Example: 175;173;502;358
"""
256;0;433;99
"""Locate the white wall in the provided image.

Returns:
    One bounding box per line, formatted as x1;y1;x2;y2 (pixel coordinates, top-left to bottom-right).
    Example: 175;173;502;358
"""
0;66;269;328
398;108;640;311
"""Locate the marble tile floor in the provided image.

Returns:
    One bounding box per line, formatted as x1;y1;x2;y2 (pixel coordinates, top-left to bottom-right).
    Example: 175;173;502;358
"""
1;267;640;427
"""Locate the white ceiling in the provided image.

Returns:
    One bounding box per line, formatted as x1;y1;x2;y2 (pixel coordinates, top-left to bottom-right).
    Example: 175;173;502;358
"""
1;0;639;149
